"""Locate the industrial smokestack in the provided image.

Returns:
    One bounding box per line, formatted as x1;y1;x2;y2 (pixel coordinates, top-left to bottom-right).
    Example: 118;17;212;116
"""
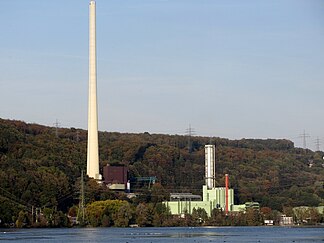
225;174;229;214
205;145;216;189
87;0;101;180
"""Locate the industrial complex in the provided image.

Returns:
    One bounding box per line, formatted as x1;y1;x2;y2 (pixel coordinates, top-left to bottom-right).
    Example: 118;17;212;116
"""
163;145;250;216
85;0;256;216
100;144;256;216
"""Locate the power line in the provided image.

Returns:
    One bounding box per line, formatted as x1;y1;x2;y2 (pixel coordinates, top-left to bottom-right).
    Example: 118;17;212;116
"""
0;187;32;212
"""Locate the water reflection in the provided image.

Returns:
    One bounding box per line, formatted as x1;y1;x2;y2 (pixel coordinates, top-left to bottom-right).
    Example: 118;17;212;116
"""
0;227;323;243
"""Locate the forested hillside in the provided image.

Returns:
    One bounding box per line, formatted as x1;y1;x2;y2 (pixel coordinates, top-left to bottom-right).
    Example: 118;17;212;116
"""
0;118;323;225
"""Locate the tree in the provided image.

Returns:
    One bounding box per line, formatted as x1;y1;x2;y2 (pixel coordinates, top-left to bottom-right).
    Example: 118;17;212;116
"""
136;203;149;227
192;208;208;225
86;199;131;227
152;203;172;227
260;207;272;219
15;210;28;228
114;204;133;227
150;183;168;206
207;209;225;226
245;208;262;226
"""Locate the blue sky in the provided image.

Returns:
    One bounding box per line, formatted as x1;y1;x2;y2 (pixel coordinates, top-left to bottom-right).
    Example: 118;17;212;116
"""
0;0;323;150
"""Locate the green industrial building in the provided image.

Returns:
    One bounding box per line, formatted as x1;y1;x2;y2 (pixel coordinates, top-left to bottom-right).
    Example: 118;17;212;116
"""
163;145;248;216
164;185;236;216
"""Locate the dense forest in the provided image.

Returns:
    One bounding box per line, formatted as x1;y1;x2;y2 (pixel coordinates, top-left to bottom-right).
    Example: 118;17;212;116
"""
0;118;323;227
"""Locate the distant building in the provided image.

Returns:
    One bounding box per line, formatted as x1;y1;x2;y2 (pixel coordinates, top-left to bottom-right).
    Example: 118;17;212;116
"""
103;164;128;190
68;216;79;225
264;219;274;226
280;214;293;226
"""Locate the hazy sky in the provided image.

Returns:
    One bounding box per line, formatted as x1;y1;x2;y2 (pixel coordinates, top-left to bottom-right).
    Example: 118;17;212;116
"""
1;0;323;150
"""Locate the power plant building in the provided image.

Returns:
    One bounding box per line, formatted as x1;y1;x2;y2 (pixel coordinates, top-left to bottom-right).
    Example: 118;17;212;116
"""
103;165;128;190
164;145;244;216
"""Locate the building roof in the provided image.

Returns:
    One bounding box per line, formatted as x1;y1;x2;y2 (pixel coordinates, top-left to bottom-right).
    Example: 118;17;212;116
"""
170;193;202;201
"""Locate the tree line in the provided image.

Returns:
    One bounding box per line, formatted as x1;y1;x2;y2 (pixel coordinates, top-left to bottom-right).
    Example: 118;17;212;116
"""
0;118;323;227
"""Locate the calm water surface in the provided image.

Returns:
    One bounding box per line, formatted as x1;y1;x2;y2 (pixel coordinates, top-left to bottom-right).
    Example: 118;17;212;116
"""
0;226;323;242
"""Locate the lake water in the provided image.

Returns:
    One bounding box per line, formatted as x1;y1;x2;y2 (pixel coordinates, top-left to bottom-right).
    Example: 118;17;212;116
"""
0;226;323;242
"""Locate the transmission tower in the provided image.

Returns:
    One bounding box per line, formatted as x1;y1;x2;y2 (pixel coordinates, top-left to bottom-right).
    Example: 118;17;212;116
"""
315;137;321;151
53;119;60;138
299;130;310;151
78;170;85;224
185;124;195;153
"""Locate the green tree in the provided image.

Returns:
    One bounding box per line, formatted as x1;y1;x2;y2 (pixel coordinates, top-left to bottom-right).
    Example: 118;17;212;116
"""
114;203;133;227
86;199;130;227
152;203;172;227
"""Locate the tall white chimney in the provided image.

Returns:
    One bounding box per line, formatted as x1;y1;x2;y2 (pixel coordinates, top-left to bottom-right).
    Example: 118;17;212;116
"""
205;145;215;189
87;0;101;180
